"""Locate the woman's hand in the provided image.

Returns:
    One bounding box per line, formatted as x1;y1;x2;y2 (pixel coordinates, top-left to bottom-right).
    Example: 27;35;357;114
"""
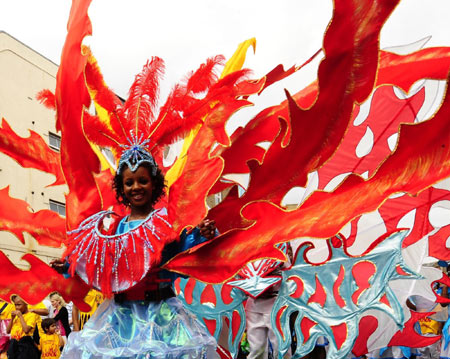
50;258;67;274
198;219;216;240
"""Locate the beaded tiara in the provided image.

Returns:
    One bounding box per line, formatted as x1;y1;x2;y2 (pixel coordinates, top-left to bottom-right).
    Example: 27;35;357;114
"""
117;133;157;176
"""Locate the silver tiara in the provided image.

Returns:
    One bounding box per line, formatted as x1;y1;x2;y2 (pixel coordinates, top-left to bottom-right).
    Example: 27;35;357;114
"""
117;131;157;176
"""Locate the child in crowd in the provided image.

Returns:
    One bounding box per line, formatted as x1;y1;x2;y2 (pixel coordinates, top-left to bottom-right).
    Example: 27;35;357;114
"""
6;295;39;359
38;318;64;359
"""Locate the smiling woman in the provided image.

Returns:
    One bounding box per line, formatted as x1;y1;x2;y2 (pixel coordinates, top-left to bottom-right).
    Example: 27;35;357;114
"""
121;166;155;218
1;0;450;358
50;3;222;355
61;148;218;358
49;292;71;341
113;160;165;215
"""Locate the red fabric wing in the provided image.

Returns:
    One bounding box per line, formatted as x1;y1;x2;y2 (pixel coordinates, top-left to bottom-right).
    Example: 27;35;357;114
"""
0;252;91;312
0;119;64;186
165;77;450;282
55;0;102;230
0;187;65;247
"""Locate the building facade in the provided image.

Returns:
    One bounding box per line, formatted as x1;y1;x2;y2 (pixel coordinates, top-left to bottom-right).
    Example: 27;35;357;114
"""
0;31;65;268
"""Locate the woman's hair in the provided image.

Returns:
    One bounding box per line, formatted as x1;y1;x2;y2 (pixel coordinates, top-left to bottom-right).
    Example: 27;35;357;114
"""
41;318;56;333
113;162;166;207
50;292;66;307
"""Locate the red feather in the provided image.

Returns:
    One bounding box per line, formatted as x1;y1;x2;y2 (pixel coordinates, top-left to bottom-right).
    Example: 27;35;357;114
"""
151;113;203;148
210;69;251;92
122;57;165;138
186;55;224;94
148;57;227;147
150;68;248;147
80;53;245;162
82;111;121;151
36;89;56;110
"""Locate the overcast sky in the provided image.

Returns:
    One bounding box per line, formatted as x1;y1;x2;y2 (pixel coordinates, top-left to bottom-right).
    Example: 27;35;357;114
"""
1;0;449;101
1;0;449;206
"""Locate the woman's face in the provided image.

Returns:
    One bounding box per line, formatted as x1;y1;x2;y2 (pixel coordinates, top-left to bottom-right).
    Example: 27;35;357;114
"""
122;166;154;211
50;297;59;308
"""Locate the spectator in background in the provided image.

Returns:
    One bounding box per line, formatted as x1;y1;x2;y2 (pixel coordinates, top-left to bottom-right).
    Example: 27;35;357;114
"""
6;295;39;359
408;294;444;359
71;289;104;332
0;300;13;359
49;293;71;343
245;244;292;359
38;318;64;359
28;302;49;351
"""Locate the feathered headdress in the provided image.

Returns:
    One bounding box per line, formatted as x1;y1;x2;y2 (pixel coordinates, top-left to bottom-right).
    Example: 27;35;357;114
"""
79;47;246;174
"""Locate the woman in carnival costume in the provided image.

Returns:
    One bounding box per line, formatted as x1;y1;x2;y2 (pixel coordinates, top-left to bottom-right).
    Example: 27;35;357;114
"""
4;0;450;358
45;1;237;357
55;142;218;359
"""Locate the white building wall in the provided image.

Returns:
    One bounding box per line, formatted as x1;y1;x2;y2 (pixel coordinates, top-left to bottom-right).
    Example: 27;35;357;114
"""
0;31;66;269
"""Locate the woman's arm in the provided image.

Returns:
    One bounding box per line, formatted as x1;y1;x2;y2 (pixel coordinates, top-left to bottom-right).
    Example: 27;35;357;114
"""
52;306;66;322
72;305;80;332
198;219;216;240
30;307;49;316
159;219;218;282
58;331;64;347
53;306;71;334
50;259;71;278
180;219;217;252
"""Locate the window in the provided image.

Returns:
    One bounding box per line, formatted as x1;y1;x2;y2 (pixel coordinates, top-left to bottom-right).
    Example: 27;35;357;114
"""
49;199;66;216
214;192;222;205
49;132;61;151
101;147;115;167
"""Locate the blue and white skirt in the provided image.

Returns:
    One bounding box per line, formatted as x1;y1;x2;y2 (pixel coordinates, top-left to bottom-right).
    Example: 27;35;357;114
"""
61;297;217;359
